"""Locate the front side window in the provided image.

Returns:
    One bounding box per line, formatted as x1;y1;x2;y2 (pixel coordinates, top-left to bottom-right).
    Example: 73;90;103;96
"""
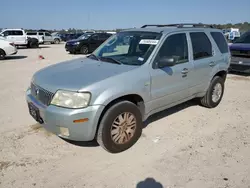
190;32;212;60
2;31;10;36
93;31;162;66
154;33;189;66
78;34;91;40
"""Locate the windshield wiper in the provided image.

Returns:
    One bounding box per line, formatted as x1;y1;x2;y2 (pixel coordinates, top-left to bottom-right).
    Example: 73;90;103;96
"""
87;54;100;61
100;57;122;65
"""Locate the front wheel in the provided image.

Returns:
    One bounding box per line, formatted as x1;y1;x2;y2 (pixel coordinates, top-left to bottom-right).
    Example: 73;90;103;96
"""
97;101;143;153
200;76;225;108
80;45;89;54
54;39;60;44
0;49;6;60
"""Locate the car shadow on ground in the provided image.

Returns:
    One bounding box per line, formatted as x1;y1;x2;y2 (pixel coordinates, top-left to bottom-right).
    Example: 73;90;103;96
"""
136;178;163;188
4;55;27;60
143;100;196;128
17;46;50;50
228;71;250;77
61;100;197;148
61;138;99;147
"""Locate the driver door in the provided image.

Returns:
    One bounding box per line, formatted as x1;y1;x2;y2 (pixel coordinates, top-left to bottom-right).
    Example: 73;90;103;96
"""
89;34;100;52
149;32;194;111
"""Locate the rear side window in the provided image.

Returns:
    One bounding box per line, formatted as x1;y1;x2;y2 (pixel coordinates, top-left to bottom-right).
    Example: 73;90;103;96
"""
39;32;44;35
211;32;228;53
12;30;24;36
190;32;212;60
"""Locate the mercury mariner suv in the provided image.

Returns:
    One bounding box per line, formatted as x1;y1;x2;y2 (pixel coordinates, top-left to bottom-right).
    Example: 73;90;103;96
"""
26;23;230;153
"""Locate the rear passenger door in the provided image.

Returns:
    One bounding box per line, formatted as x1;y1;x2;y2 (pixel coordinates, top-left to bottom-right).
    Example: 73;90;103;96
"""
89;34;100;52
188;32;216;94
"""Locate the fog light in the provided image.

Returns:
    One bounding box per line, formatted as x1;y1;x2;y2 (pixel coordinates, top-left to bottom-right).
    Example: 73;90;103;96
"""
59;127;69;137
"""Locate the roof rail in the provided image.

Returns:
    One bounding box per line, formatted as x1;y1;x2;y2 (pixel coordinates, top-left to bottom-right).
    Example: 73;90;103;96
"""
141;23;214;28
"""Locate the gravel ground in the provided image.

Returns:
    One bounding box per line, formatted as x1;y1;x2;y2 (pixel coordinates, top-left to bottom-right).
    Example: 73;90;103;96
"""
0;44;250;188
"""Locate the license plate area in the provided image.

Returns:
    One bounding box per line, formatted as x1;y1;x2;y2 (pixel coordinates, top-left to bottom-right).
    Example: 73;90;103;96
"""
28;103;44;124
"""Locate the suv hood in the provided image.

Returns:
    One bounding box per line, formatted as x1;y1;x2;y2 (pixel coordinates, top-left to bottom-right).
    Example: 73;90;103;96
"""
33;58;137;93
67;38;86;43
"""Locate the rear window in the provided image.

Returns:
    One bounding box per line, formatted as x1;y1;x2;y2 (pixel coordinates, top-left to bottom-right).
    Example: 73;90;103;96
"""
190;32;212;60
211;32;229;53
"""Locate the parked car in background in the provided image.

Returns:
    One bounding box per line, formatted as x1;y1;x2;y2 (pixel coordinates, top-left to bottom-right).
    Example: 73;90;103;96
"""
0;29;39;48
0;38;17;60
65;32;112;54
0;29;28;47
27;23;230;153
37;32;61;44
26;32;44;44
229;30;250;73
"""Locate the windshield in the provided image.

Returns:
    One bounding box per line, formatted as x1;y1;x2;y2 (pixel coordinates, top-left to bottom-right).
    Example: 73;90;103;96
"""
233;31;250;43
92;31;162;66
78;34;91;40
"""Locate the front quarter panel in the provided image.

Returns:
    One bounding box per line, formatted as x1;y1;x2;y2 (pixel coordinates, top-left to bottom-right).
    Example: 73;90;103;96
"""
83;66;151;107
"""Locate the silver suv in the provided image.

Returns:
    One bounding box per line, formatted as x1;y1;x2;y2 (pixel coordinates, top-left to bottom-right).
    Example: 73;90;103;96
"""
26;23;230;153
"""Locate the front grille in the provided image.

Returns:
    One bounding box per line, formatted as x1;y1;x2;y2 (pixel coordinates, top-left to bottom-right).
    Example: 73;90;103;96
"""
31;83;54;106
231;50;250;57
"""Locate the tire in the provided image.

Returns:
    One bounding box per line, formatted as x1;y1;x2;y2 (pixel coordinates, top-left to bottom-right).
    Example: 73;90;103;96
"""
54;39;60;44
97;101;143;153
0;49;6;60
200;76;225;108
80;45;89;54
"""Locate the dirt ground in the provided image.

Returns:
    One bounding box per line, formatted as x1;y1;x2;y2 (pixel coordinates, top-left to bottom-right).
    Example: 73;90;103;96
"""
0;44;249;188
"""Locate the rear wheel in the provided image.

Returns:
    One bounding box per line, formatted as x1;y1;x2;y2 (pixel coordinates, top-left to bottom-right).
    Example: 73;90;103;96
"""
97;101;143;153
80;45;89;54
0;49;6;60
200;76;225;108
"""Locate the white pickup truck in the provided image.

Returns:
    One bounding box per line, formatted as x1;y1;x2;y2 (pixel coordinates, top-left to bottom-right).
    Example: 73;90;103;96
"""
0;29;28;47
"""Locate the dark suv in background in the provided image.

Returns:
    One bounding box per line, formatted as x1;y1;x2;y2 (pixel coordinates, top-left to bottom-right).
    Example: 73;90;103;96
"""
65;33;112;54
229;30;250;73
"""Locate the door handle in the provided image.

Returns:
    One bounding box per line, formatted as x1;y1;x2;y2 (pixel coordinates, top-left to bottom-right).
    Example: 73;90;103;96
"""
181;68;189;74
209;62;216;67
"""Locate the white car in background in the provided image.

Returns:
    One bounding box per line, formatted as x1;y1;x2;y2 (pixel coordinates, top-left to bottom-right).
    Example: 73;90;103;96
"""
0;38;18;60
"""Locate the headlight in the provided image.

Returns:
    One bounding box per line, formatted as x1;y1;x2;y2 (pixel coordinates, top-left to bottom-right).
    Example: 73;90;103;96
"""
74;42;80;45
51;90;91;109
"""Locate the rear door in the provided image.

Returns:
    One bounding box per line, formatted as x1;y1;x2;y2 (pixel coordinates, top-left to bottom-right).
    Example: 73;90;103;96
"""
188;32;215;94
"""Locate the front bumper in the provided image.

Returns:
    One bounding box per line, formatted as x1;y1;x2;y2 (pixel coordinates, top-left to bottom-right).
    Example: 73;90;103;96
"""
65;43;80;52
26;89;105;141
230;56;250;73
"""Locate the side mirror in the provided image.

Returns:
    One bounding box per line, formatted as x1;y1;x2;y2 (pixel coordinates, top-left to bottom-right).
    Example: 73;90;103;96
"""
0;33;4;37
158;57;176;68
